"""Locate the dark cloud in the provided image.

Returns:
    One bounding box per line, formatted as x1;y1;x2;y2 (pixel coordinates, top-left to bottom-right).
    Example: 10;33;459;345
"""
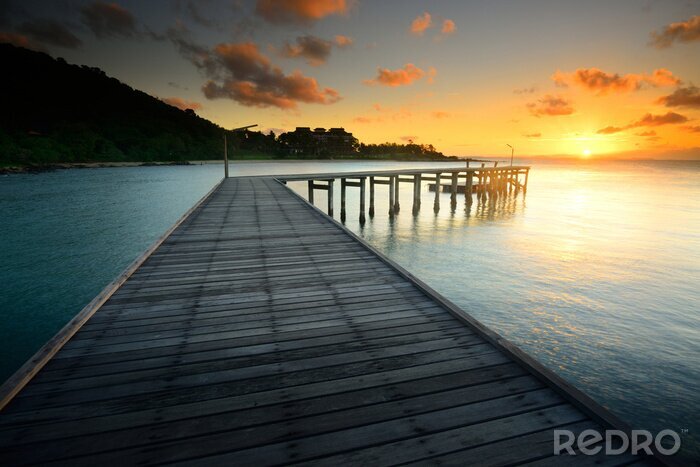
513;86;536;94
523;132;541;138
526;95;574;117
185;41;341;109
552;67;679;94
597;112;688;134
255;0;349;25
81;1;137;39
682;125;700;133
400;136;418;142
650;15;700;48
166;23;219;77
280;35;332;66
657;86;700;108
18;19;82;48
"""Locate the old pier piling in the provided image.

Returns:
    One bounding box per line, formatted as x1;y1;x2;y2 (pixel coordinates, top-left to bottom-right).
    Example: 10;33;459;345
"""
291;165;530;222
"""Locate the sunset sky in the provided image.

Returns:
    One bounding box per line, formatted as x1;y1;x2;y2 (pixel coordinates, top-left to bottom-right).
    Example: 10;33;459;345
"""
2;0;700;158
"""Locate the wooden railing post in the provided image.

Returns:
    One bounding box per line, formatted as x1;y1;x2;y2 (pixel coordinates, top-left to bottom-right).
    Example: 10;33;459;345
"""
359;177;366;224
369;176;375;217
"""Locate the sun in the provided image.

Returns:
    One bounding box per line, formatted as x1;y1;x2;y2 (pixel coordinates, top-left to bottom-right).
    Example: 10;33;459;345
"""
582;148;592;158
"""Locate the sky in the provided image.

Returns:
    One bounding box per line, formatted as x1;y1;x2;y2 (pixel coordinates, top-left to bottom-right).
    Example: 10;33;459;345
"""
1;0;700;158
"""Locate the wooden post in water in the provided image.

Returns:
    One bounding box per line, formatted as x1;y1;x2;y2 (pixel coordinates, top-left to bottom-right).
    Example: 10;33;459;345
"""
307;180;314;204
359;177;366;224
465;170;473;204
450;172;458;208
328;179;334;216
369;176;375;217
412;174;422;215
223;134;229;179
433;172;441;211
340;178;347;222
393;175;400;213
389;176;396;216
524;168;529;193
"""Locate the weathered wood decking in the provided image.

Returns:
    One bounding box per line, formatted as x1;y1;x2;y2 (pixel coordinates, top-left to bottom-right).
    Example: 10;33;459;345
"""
0;177;660;465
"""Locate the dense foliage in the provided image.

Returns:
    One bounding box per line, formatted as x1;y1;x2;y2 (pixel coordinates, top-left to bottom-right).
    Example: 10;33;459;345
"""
0;44;451;165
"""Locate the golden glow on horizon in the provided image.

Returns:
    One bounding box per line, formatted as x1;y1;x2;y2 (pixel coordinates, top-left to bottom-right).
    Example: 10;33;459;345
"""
582;149;592;158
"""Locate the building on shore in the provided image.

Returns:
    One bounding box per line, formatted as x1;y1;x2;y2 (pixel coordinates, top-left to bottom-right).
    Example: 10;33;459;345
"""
279;127;358;156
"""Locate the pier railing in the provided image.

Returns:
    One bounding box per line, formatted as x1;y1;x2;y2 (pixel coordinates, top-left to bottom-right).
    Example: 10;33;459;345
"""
276;165;530;223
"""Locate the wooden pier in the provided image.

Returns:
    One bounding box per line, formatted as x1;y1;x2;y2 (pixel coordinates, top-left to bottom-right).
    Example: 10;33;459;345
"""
0;175;667;465
279;165;530;222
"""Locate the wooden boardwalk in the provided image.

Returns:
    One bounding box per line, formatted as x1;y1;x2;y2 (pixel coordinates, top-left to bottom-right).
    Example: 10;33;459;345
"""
0;177;661;465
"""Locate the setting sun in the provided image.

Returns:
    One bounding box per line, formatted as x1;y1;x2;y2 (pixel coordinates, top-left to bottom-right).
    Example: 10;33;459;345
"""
582;149;592;157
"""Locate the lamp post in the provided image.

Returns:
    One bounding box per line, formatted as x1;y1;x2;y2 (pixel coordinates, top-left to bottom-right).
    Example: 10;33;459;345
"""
506;144;514;166
224;124;258;178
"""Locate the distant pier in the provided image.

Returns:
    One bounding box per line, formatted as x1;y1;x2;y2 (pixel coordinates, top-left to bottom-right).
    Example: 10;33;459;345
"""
278;164;530;222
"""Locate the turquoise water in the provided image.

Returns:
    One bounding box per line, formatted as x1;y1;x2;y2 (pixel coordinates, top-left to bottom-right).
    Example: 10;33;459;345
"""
1;160;698;461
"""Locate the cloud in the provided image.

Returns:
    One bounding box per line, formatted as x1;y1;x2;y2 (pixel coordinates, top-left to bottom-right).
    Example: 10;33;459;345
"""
81;2;137;38
255;0;349;25
0;31;45;51
682;125;700;133
400;136;417;142
364;63;429;87
432;111;450;119
526;95;574;117
635;130;656;137
650;15;700;48
199;42;341;109
334;34;353;47
551;67;680;94
597;111;688;134
410;12;431;36
280;35;333;66
523;132;541;138
353;116;373;123
514;86;536;94
17;19;82;48
441;19;456;34
657;86;700;108
161;96;203;111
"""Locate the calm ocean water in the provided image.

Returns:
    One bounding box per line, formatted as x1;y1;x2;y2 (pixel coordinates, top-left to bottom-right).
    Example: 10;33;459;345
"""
1;160;698;461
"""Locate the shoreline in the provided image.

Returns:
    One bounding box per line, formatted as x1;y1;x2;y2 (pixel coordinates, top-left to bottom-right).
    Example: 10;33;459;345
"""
0;157;461;175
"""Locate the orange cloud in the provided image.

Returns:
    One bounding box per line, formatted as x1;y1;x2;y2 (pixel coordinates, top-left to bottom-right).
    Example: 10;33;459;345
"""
161;97;203;111
523;132;541;138
200;42;341;109
364;63;427;87
658;86;700;108
400;136;418;142
526;95;574;117
410;12;432;36
353;116;375;123
635;130;656;137
650;15;700;48
255;0;349;25
682;125;700;133
597;112;688;134
334;35;353;47
441;19;456;34
551;67;680;94
0;32;45;51
432;111;450;119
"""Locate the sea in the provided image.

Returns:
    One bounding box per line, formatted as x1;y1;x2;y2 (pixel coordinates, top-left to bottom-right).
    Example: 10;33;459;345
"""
1;159;698;461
